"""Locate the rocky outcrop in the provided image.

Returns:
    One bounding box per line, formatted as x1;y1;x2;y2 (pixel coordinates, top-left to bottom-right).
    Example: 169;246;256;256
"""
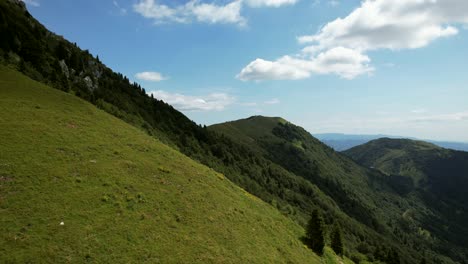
59;60;69;79
83;76;94;90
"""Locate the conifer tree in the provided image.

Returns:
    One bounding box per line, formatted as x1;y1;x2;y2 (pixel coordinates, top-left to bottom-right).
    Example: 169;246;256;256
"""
306;209;325;255
331;223;344;256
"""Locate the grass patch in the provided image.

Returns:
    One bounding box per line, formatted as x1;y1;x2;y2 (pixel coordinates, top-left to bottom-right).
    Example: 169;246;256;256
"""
0;67;320;263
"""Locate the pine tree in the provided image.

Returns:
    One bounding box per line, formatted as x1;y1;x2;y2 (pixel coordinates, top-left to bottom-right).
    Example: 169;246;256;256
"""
386;248;401;264
306;209;325;255
331;223;344;256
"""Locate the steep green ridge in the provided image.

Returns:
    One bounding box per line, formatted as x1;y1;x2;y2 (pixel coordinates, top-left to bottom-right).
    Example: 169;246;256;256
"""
1;1;466;263
0;67;322;263
0;1;362;254
212;116;400;226
0;0;333;226
1;2;401;261
211;116;468;264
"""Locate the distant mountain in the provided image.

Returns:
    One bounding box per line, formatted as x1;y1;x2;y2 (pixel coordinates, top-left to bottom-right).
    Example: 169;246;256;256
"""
343;138;468;256
344;138;468;205
314;133;468;152
212;116;468;263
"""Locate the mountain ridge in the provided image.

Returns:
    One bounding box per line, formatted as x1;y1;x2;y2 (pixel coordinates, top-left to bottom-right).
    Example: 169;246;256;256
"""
1;1;467;263
314;133;468;152
212;116;468;263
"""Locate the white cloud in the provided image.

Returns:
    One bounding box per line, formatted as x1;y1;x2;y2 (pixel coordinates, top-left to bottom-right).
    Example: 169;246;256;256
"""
133;0;299;26
309;47;373;79
135;71;168;82
239;0;468;81
133;0;246;26
245;0;298;8
150;90;235;111
21;0;39;7
298;0;468;51
264;98;280;104
411;112;468;123
237;56;313;81
237;47;373;81
190;1;246;26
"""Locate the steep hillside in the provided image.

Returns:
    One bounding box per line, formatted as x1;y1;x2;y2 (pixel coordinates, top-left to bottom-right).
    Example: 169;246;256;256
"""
1;1;466;263
212;116;401;227
0;3;389;262
0;67;322;263
212;116;468;264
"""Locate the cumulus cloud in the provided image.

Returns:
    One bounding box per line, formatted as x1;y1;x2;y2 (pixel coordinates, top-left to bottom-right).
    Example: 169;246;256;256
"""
190;1;245;25
237;47;373;81
309;47;373;79
298;0;467;52
133;0;246;26
133;0;298;26
150;90;235;111
237;56;313;81
239;0;468;81
135;72;168;82
245;0;298;8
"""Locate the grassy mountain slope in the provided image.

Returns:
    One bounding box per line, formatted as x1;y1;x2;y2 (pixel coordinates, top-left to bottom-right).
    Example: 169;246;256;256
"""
211;116;468;264
0;3;371;259
0;67;321;263
1;1;466;263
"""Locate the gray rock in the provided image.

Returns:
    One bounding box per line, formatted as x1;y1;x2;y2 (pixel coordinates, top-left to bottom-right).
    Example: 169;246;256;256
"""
83;76;94;90
59;60;69;78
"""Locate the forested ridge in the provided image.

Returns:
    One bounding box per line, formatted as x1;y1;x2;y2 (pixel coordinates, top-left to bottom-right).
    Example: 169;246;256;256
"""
1;0;467;263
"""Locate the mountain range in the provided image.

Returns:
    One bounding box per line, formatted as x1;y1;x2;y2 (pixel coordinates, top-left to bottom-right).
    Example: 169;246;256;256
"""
315;133;468;152
1;1;467;263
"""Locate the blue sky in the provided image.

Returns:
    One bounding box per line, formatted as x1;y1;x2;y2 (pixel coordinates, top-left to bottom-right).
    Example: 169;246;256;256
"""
24;0;468;142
